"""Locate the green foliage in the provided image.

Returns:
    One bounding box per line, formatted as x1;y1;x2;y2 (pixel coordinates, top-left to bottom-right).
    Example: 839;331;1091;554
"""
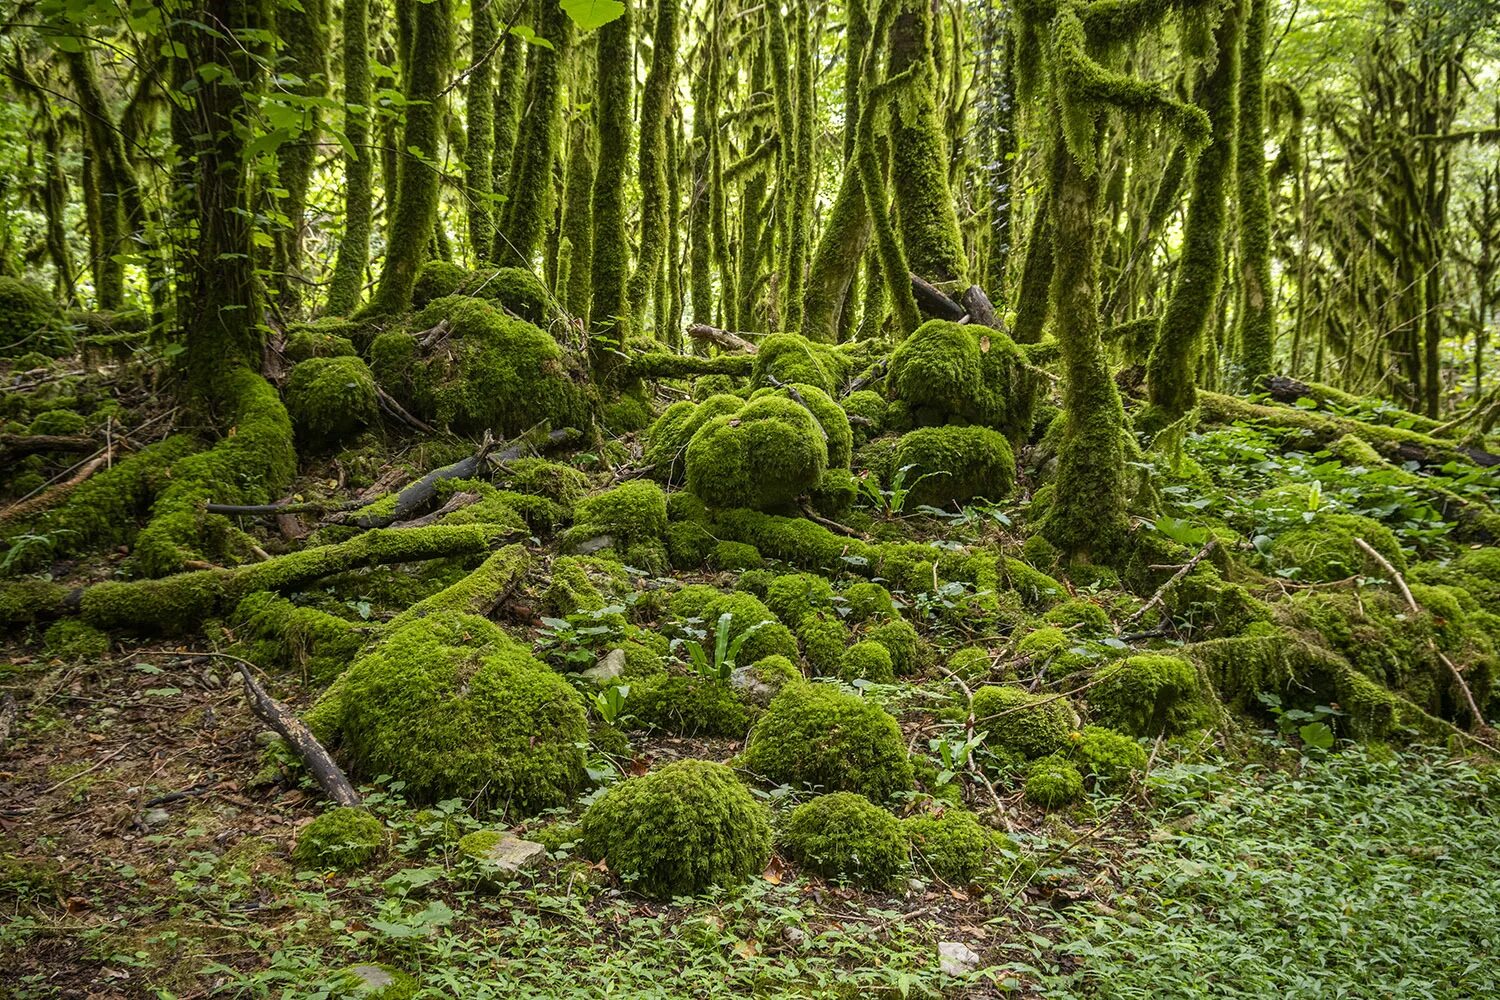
972;684;1072;760
685;396;829;511
892;426;1016;509
739;683;914;801
1089;654;1210;737
779;792;908;888
580;759;771;899
1024;756;1085;808
313;612;587;811
284;356;377;449
292;807;386;872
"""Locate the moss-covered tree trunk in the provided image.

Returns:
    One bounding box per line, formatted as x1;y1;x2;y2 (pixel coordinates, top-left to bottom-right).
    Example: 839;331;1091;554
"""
626;0;679;328
464;0;499;260
688;52;714;328
489;4;531;214
65;49;133;311
1145;0;1241;424
886;0;966;284
559;90;596;321
493;0;571;267
1011;196;1054;344
588;2;633;365
270;0;328;317
1235;0;1273;386
325;0;374;315
365;0;454;316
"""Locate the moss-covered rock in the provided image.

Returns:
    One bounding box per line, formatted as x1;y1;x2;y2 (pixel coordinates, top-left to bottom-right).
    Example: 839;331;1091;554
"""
1042;597;1112;632
750;334;854;395
972;685;1071;760
840;640;895;683
562;480;669;572
797;612;849;677
867;617;923;675
1269;512;1407;583
709;540;763;571
28;408;86;435
892;425;1016;509
580;759;771;899
1089;654;1209;737
0;277;62;357
284;321;359;362
284;356;378;449
750;383;854;470
673;588;800;664
624;673;752;737
842;389;888;446
1024;757;1084;808
739;683;913;800
327;962;418;999
1071;726;1147;786
42;619;109;660
412;260;552;323
291;807;386;872
843;581;897;623
904;809;1004;884
886;320;1035;440
766;573;836;627
685;395;829;510
310;612;587;810
779;792;908;888
644;394;746;484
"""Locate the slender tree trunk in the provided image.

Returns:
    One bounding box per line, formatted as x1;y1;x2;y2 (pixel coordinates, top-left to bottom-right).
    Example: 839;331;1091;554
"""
1235;0;1274;385
626;0;679;328
588;1;633;362
494;0;571;267
326;0;374;315
464;0;499;259
270;0;328;317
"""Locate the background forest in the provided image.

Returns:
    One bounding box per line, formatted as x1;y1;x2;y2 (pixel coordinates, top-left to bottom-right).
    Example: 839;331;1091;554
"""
2;0;1500;997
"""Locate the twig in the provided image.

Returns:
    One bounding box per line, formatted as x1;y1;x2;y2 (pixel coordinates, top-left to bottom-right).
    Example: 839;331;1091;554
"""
37;745;130;795
1122;539;1218;630
798;503;865;538
0;693;16;754
236;663;361;807
1353;537;1487;729
143;778;220;808
375;387;439;435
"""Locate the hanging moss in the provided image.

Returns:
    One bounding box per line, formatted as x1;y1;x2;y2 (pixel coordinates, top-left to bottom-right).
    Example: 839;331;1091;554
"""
580;759;771;899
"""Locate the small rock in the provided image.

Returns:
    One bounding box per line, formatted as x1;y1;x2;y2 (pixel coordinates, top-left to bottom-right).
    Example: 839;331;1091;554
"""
938;941;981;976
781;926;807;947
573;534;615;555
141;808;170;827
472;833;547;872
344;964;394;989
729;665;777;706
581;648;627;684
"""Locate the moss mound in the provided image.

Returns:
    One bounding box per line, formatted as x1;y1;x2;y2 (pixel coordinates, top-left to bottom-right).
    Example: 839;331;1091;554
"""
892;425;1016;509
886;320;1035;439
904;810;1002;884
1072;726;1148;786
840;640;895;683
29;408;86;435
972;684;1071;760
42;619;109;660
412;260;551;323
580;760;771;899
739;683;914;800
311;612;587;810
1089;654;1209;737
750;383;854;469
1269;512;1407;583
292;807;386;872
563;480;669;571
779;792;909;888
685;395;829;510
750;334;853;395
644;393;746;484
0;277;61;357
284;356;378;448
1024;757;1085;808
624;673;752;737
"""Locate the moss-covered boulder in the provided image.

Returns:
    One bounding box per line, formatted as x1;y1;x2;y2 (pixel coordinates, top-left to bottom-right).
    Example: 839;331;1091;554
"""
739;683;913;800
750;333;854;395
0;277;62;357
1024;757;1084;808
308;612;587;810
412;260;551;323
779;792;909;888
892;425;1016;509
644;394;746;485
284;356;378;449
327;963;418;999
623;673;752;737
840;640;895;683
370;296;587;437
1071;725;1148;786
972;684;1072;760
580;759;771;899
42;619;109;660
750;383;854;470
904;810;1004;884
562;480;669;571
685;395;829;510
886;320;1035;440
1088;654;1209;737
292;807;386;871
1269;512;1406;583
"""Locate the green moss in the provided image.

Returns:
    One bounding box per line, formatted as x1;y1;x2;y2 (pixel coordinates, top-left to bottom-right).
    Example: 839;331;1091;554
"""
710;541;763;571
779;792;908;888
371;297;588;437
283;322;358;362
797;613;849;677
284;356;378;449
1042;598;1112;633
291;807;385;872
749;334;854;396
1269;512;1407;583
0;579;68;628
1089;654;1209;737
28;409;86;435
972;685;1072;760
867;617;922;675
685;396;829;511
666;520;716;569
580;759;771;899
749;383;854;470
328;963;418;999
314;612;587;810
892;425;1016;509
1000;557;1066;609
843;581;897;623
840;640;895;683
1071;725;1147;786
1024;756;1085;808
495;458;589;509
0;277;61;357
886;321;1036;440
625;672;751;738
570;480;668;543
842;390;887;446
904;810;1004;884
42;619;109;660
739;683;913;800
745;653;804;692
735;568;776;599
766;573;836;627
233;592;366;686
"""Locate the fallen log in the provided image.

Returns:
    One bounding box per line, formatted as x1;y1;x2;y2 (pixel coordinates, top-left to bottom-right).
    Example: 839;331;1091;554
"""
959;285;1002;331
237;663;360;807
0;433;97;461
686;323;760;354
909;273;966;322
346;433;497;529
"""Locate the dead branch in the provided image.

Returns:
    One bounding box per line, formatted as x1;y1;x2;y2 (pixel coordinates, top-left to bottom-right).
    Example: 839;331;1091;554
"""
0;446;115;524
1122;539;1218;630
686;323;760;354
909;273;966;322
237;663;360;807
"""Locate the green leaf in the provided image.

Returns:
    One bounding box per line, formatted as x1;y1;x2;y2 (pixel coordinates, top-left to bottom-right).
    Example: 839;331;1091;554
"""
509;24;555;49
1298;721;1335;750
560;0;625;31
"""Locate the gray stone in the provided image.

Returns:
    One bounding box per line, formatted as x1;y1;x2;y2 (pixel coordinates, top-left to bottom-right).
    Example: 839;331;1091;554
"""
345;965;394;990
141;807;170;827
938;941;981;976
469;832;547;872
729;664;778;706
580;648;627;684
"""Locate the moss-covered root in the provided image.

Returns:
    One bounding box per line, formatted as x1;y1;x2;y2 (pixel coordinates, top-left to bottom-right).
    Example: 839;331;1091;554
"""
130;369;297;577
385;544;529;629
77;524;518;635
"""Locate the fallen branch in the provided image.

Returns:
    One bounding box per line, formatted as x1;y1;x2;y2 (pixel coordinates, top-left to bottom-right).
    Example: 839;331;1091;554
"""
0;446;115;524
237;663;360;807
686;323;760;354
842;359;888;397
0;433;97;461
206;498;367;516
1353;537;1487;729
799;503;866;539
345;432;497;528
909;273;966;322
1123;539;1218;631
959;285;1003;331
375;386;439;435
